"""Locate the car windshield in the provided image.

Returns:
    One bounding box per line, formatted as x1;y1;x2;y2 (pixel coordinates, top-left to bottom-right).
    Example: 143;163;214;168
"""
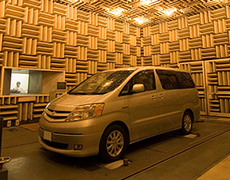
68;70;134;95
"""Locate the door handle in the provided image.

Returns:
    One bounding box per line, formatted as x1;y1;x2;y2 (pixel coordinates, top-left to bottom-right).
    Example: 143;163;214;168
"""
151;95;157;100
158;94;164;99
122;106;129;109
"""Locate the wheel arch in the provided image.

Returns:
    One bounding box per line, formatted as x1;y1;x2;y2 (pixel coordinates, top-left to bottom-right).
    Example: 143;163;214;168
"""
184;108;194;122
100;121;130;145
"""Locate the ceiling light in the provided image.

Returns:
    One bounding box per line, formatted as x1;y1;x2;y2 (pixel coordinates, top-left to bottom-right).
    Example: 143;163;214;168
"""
155;6;163;11
108;8;124;16
208;0;225;3
208;0;222;2
141;0;152;5
162;8;177;16
134;17;149;24
141;0;159;5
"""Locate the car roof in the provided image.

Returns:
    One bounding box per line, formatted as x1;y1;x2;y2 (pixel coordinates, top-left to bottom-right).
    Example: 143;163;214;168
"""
104;66;188;72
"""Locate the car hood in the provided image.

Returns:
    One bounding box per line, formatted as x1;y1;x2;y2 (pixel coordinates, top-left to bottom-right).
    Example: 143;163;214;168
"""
47;93;107;111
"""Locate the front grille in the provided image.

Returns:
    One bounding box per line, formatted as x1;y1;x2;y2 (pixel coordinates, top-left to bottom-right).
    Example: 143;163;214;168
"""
42;138;68;149
45;108;71;120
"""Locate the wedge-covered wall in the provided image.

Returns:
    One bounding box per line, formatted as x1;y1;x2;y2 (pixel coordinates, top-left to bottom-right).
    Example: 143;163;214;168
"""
1;0;230;127
0;0;141;127
141;6;230;117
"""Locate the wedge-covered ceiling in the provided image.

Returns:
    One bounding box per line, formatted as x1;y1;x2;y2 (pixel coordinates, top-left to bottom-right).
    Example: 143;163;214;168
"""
54;0;229;26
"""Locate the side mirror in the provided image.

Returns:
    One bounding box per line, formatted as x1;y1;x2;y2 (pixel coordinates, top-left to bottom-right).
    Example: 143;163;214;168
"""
132;84;145;93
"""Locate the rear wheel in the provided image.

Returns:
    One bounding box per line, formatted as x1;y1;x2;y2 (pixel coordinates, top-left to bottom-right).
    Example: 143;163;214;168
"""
180;111;193;135
100;124;128;162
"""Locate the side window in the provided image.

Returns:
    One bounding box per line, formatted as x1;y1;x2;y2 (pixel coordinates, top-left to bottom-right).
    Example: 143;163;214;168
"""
176;72;195;89
120;70;156;95
156;70;179;90
133;70;156;91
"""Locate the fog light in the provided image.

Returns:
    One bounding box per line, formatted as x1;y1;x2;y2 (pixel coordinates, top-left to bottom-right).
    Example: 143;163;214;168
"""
74;144;83;150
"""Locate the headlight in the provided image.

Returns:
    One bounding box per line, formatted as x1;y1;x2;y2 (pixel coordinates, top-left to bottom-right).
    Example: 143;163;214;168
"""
66;103;104;122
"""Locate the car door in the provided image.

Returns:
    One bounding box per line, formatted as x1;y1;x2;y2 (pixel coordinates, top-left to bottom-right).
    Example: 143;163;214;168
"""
120;70;159;142
155;69;182;130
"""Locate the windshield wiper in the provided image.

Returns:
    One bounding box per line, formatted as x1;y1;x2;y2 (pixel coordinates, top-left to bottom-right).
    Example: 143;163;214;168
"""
68;92;105;95
68;92;87;95
91;92;106;95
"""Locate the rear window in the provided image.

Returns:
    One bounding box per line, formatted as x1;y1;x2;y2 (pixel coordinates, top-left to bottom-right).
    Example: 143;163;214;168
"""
176;72;195;89
156;70;195;90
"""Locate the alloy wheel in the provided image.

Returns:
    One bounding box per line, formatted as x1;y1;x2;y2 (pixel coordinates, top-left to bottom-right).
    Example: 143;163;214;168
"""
106;130;124;157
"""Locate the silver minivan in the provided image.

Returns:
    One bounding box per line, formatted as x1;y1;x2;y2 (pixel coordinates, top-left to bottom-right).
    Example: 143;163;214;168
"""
38;66;200;162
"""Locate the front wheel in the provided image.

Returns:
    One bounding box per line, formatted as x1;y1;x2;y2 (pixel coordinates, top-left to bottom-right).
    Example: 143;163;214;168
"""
180;111;193;135
100;125;128;162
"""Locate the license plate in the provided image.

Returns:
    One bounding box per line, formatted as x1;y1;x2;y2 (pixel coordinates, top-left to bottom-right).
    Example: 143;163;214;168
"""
43;130;52;141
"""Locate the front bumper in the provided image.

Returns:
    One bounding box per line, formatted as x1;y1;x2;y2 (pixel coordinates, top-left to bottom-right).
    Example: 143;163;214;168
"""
38;126;102;157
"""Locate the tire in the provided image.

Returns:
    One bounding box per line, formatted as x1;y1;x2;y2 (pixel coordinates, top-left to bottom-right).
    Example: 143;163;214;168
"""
180;111;193;135
100;124;128;162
